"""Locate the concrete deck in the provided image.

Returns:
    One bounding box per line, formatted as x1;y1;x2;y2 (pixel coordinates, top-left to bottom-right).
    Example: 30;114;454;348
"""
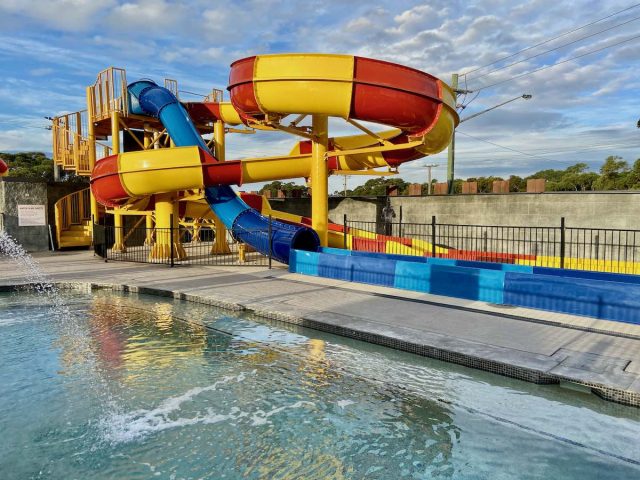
2;250;640;407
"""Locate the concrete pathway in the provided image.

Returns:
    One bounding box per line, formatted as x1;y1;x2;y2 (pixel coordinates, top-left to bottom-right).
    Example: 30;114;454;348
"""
2;250;640;406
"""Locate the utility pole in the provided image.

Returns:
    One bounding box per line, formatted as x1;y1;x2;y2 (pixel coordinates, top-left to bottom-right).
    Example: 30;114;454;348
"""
343;175;348;197
446;74;532;195
446;73;459;195
424;163;438;195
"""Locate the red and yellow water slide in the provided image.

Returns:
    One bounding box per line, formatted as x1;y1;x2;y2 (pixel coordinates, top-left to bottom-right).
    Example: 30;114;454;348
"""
90;54;458;261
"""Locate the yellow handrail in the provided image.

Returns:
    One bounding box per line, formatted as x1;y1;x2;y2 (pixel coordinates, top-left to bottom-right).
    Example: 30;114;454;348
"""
52;112;112;175
54;188;92;246
52;110;89;172
89;67;128;123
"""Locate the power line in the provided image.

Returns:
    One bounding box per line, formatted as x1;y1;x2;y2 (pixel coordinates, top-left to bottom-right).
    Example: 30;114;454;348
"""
0;118;44;126
470;13;640;81
178;89;209;97
472;32;640;91
455;133;639;162
457;131;564;162
457;139;640;155
460;90;480;110
452;144;638;160
0;122;49;130
462;3;640;75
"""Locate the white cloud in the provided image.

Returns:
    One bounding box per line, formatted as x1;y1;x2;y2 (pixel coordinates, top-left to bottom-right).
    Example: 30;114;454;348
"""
0;0;115;32
0;125;51;152
28;67;53;77
106;0;186;34
0;0;637;184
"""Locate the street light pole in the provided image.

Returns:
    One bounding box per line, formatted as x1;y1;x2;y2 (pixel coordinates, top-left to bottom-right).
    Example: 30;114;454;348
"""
446;74;459;195
424;163;438;195
446;88;532;195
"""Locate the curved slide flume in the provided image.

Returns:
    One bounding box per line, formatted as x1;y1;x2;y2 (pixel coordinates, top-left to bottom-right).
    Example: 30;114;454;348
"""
90;54;458;263
98;80;320;264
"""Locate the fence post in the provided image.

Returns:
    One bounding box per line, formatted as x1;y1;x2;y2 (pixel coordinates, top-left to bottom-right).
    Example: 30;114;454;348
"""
431;215;437;258
91;214;95;257
343;214;347;250
398;205;403;237
268;214;273;269
170;213;175;267
560;216;566;269
103;212;108;263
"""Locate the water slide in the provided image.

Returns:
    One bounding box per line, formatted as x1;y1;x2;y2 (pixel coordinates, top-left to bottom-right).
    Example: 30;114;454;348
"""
90;54;458;264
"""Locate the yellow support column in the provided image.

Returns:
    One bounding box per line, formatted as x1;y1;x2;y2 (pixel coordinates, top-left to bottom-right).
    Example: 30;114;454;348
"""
172;201;186;260
192;219;202;243
311;115;329;246
143;123;155;246
149;129;186;261
113;209;126;252
150;195;187;261
111;111;126;252
145;214;154;246
151;196;173;261
211;120;231;255
86;87;99;231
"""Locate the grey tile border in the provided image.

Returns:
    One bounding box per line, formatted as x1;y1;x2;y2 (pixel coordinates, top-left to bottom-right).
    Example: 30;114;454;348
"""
3;281;639;408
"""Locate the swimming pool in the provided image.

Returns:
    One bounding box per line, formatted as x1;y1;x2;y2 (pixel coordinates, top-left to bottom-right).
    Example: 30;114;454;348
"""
1;290;639;479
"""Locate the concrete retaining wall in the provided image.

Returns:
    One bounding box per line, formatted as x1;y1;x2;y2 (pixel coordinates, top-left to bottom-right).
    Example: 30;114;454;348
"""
276;192;640;229
0;178;50;251
0;179;87;252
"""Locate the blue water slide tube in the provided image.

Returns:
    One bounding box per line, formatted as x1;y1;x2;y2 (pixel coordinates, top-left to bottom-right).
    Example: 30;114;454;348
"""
127;80;319;263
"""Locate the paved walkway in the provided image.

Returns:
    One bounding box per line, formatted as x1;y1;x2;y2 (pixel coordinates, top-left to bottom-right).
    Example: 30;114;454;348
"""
2;250;640;406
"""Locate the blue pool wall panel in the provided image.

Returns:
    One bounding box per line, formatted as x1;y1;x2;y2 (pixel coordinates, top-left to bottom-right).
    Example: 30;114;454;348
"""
532;267;640;285
290;249;640;324
289;250;320;276
504;272;640;323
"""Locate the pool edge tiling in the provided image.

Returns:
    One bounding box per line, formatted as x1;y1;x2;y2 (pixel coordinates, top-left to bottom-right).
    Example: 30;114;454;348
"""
3;280;640;408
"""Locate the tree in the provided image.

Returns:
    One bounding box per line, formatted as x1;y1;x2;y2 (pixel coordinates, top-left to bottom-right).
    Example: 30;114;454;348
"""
0;151;88;184
593;156;629;191
1;152;54;181
508;175;526;192
258;180;307;197
351;177;410;196
626;159;640;189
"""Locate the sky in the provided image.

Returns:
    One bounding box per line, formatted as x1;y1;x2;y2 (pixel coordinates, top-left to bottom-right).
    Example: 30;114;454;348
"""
0;0;639;192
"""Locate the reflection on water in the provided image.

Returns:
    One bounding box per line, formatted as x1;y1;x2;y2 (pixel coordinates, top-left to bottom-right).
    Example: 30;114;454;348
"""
87;296;212;378
0;291;639;480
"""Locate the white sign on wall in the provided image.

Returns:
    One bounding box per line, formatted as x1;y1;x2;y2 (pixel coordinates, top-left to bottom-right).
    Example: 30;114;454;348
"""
17;205;46;226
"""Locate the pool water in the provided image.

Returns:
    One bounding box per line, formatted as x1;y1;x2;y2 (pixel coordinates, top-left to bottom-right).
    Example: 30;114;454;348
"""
1;290;639;479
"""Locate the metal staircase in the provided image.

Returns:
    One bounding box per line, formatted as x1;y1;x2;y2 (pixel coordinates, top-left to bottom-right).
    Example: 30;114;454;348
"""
54;188;96;248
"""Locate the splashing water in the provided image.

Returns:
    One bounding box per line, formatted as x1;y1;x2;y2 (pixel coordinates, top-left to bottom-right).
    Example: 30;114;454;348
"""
0;230;66;315
0;230;119;409
99;370;316;443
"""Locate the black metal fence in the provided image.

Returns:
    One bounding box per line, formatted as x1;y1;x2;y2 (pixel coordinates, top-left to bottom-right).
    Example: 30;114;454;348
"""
93;221;272;267
91;212;640;274
344;216;640;274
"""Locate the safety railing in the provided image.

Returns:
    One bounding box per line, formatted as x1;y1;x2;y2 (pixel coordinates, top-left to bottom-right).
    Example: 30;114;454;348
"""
344;216;640;274
164;78;179;99
52;110;91;173
204;88;224;103
89;67;129;122
54;188;92;245
52;109;114;174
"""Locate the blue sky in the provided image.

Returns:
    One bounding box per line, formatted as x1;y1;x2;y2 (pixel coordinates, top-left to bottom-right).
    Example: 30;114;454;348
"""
0;0;639;192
